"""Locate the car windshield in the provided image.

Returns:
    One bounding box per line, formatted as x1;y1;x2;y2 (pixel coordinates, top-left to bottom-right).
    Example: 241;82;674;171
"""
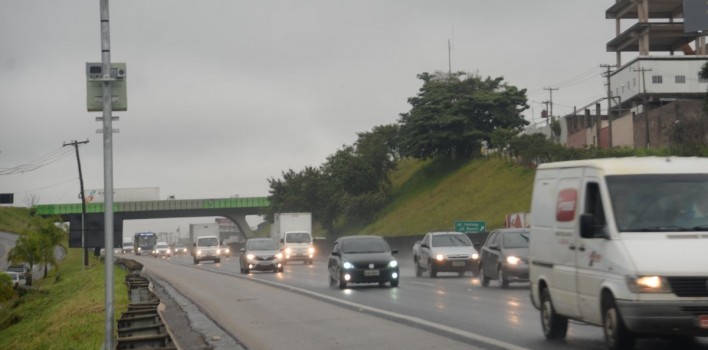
431;233;472;247
341;238;389;253
502;231;529;248
123;243;132;247
607;174;708;232
156;243;168;248
248;240;277;250
197;237;219;246
285;232;311;243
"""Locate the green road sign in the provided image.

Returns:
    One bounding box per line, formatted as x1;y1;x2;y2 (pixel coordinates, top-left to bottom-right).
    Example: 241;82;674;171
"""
454;221;486;233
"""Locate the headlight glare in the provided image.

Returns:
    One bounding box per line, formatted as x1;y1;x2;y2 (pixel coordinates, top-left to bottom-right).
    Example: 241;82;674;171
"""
506;256;521;265
285;248;292;254
435;254;445;261
308;247;315;254
246;254;255;260
343;262;354;269
389;260;398;268
275;252;283;259
626;276;672;293
471;253;479;260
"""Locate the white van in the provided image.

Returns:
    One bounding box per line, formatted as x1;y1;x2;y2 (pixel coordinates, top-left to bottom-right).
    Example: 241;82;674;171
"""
529;157;708;349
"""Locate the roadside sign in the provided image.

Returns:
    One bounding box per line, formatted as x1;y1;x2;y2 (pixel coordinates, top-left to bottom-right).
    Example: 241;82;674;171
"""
454;221;486;233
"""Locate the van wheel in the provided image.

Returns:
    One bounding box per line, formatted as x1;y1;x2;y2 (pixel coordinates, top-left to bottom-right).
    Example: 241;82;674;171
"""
603;294;635;350
428;260;437;278
193;258;199;265
541;287;568;340
415;262;422;277
498;266;509;288
479;266;490;287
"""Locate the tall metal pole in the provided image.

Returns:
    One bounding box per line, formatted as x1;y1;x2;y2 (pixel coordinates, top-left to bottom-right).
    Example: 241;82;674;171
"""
63;139;90;267
99;0;115;348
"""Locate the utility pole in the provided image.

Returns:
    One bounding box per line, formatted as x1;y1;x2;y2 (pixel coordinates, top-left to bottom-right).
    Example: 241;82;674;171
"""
634;66;652;148
544;87;559;120
601;64;614;148
63;139;90;268
98;1;116;348
447;39;453;76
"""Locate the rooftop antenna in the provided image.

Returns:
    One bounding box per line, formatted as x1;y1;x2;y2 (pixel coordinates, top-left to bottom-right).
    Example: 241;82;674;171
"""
448;27;454;76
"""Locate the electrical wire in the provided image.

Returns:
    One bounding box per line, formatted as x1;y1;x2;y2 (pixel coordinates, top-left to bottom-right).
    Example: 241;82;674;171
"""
0;146;73;175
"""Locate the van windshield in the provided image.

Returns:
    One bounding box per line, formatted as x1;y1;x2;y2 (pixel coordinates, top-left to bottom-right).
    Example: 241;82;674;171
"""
607;174;708;232
285;232;311;243
197;237;219;246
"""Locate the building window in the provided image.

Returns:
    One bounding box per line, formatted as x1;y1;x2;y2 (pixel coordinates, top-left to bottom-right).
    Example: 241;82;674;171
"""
652;75;663;84
675;75;686;84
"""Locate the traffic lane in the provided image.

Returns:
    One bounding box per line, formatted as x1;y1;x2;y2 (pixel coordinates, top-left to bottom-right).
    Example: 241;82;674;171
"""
133;254;484;350
266;261;607;350
150;254;708;350
237;258;708;350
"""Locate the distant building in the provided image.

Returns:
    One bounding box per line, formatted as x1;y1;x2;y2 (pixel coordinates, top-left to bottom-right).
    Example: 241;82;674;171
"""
529;0;708;149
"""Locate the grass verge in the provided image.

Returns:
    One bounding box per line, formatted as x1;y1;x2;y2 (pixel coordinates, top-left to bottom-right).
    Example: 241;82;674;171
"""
0;248;128;349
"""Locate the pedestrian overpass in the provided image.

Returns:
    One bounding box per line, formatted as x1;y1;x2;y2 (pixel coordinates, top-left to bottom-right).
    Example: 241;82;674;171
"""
35;196;270;248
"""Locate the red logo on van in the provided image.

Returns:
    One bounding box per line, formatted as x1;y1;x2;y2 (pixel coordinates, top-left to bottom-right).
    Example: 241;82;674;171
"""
556;188;577;222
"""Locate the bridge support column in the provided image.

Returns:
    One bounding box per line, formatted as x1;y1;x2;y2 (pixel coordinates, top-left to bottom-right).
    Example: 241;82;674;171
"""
224;214;253;239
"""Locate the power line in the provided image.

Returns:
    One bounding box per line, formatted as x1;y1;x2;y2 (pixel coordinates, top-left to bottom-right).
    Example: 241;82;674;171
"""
0;146;74;175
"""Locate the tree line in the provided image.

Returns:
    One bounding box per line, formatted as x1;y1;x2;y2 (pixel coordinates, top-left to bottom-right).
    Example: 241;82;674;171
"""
268;68;708;236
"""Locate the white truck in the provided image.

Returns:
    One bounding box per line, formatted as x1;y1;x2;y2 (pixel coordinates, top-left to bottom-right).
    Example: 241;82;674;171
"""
190;223;222;264
270;212;315;265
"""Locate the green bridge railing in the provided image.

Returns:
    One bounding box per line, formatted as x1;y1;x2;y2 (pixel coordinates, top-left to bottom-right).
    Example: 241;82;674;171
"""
35;196;270;216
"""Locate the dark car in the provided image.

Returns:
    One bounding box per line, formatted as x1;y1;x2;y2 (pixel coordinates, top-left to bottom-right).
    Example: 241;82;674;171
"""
478;228;530;288
328;235;399;289
239;238;283;274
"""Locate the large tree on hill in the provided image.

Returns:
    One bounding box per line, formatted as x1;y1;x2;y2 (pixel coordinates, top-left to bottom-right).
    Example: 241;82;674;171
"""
398;72;529;159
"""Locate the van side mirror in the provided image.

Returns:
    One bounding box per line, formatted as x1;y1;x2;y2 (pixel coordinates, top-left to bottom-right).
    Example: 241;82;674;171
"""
580;213;608;239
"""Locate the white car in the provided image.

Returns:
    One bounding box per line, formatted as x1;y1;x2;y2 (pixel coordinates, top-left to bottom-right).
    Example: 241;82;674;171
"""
152;242;172;258
3;271;25;288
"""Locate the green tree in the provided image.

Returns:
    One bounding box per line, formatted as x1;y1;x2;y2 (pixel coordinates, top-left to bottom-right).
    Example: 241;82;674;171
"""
398;71;529;159
7;233;40;286
33;216;67;278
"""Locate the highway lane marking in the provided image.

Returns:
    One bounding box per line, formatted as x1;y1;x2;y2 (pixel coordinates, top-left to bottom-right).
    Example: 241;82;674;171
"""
211;268;528;349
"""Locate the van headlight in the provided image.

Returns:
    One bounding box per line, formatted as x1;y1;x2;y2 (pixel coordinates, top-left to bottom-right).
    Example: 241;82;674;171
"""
435;254;445;261
626;276;672;293
247;254;255;260
275;252;283;259
308;247;315;254
471;253;479;260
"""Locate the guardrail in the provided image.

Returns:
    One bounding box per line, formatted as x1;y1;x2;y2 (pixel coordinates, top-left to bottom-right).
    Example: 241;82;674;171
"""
114;258;178;350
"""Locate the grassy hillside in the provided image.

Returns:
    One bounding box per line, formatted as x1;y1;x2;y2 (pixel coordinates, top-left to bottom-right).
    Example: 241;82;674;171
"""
0;207;129;349
0;206;32;234
358;157;535;236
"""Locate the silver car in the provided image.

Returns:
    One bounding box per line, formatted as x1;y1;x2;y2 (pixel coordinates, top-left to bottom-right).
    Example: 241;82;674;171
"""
240;238;283;274
414;231;480;278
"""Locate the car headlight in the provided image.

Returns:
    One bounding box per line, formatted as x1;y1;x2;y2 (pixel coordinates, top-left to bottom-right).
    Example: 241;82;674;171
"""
275;252;283;259
343;261;354;269
308;247;315;254
138;247;141;252
435;254;445;261
196;250;202;256
506;256;521;265
246;254;255;260
224;248;230;253
389;260;398;268
471;253;479;260
285;248;292;255
626;276;672;293
166;249;171;254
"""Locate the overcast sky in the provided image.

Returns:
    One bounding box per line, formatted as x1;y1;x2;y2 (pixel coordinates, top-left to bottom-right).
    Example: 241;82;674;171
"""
1;1;620;235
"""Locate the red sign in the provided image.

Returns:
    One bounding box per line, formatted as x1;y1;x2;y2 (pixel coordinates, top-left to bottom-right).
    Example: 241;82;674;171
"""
556;188;577;222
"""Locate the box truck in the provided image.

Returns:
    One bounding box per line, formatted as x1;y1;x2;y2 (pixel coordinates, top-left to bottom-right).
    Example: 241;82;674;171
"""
270;213;314;264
